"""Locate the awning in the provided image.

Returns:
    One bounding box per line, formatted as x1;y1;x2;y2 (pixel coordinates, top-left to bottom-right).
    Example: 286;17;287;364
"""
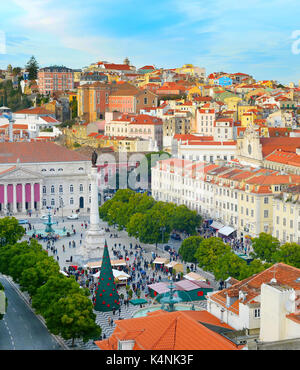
210;221;224;230
153;257;169;264
93;269;130;280
129;299;148;306
218;226;236;236
183;272;206;281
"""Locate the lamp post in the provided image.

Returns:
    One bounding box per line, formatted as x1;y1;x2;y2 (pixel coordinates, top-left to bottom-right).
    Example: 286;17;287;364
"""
160;226;166;250
59;196;64;220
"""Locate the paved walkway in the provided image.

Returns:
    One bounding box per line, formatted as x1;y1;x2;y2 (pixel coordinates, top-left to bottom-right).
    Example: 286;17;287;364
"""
18;214;217;350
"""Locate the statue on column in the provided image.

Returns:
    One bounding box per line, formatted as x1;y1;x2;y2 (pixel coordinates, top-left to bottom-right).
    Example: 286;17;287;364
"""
91;150;98;168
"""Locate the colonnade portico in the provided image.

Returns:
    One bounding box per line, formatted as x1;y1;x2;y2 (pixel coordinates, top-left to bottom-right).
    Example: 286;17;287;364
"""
0;181;42;215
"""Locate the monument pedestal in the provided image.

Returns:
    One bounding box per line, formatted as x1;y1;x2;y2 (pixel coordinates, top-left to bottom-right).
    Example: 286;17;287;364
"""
74;165;105;265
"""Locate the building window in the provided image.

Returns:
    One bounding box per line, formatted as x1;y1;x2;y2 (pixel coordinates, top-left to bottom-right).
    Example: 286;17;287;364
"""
51;198;55;206
70;184;74;193
51;185;55;194
59;185;63;193
79;184;83;192
43;186;47;194
70;197;74;205
254;308;260;318
42;199;47;207
264;210;269;218
264;197;269;204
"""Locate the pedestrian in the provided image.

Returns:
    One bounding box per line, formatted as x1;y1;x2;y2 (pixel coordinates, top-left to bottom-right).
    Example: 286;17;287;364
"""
108;317;111;326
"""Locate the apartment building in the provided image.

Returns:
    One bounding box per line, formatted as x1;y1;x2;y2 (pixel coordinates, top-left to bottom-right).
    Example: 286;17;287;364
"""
151;158;300;239
105;113;163;150
273;185;300;244
38;66;74;95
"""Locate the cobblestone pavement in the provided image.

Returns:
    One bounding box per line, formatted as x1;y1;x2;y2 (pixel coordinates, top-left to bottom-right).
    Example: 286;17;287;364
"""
18;214;217;350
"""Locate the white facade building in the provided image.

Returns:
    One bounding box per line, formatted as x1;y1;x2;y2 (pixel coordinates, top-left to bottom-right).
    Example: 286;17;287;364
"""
0;142;91;216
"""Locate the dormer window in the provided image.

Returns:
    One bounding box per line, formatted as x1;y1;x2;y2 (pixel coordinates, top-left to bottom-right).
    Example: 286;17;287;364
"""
50;168;55;172
41;169;47;172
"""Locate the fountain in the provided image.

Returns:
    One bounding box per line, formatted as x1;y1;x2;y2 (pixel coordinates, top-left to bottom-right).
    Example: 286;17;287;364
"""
132;279;201;318
44;210;56;234
27;209;70;238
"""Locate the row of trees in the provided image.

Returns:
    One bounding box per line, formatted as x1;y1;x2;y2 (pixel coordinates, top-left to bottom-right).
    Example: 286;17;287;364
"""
99;189;202;246
0;217;101;346
179;236;271;281
251;233;300;268
179;232;300;281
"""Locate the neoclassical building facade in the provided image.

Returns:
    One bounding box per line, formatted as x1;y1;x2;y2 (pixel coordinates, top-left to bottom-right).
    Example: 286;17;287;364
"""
0;142;92;216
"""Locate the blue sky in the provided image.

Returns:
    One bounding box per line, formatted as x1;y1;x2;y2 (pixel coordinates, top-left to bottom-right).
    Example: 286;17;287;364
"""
0;0;299;84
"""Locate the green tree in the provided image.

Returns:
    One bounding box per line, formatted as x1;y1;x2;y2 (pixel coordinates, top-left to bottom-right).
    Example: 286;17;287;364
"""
19;256;60;296
32;274;89;317
238;259;271;280
44;293;101;347
171;205;202;235
194;237;231;273
213;252;246;281
273;243;300;268
251;233;280;263
12;67;21;77
0;217;25;247
178;236;203;263
9;247;48;283
26;56;39;80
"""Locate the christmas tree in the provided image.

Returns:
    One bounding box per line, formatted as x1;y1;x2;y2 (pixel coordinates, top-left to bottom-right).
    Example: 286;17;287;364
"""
93;240;120;312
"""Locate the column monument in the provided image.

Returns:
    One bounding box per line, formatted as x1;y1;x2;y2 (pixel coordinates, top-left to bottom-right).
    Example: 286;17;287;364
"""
75;150;105;265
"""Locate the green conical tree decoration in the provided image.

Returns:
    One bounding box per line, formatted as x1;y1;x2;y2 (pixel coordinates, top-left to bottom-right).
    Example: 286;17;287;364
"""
93;240;120;312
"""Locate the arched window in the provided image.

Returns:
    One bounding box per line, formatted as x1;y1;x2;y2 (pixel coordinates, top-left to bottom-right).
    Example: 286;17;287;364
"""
70;197;74;205
51;198;55;206
70;184;74;193
59;185;63;193
43;186;47;194
51;185;55;194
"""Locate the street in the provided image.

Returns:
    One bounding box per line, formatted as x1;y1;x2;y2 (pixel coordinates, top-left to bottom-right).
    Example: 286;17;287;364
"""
0;274;62;350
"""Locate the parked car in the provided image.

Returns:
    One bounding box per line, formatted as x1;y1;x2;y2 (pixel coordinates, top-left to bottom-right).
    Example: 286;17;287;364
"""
164;245;171;251
67;214;79;220
18;219;28;224
40;215;49;220
170;233;181;240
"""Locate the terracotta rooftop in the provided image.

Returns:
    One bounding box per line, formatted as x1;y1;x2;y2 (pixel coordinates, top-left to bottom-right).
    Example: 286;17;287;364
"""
95;310;242;350
0;142;89;164
209;263;300;315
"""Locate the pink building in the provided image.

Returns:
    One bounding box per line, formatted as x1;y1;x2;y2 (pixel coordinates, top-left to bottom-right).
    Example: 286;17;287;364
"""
105;113;163;149
38;66;74;95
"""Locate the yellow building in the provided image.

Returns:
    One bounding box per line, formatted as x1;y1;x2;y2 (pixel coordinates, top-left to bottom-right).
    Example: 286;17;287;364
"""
187;85;203;100
273;185;300;244
241;111;257;127
237;104;255;121
224;96;242;112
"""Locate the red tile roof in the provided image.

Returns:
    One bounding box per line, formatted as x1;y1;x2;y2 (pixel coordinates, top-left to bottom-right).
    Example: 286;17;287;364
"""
0;142;89;164
95;310;242;350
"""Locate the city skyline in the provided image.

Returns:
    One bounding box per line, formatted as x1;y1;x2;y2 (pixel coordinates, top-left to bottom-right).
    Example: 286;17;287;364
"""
0;0;299;84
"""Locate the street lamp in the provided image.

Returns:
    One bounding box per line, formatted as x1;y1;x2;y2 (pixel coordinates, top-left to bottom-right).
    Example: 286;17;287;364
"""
59;197;64;219
160;226;166;249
